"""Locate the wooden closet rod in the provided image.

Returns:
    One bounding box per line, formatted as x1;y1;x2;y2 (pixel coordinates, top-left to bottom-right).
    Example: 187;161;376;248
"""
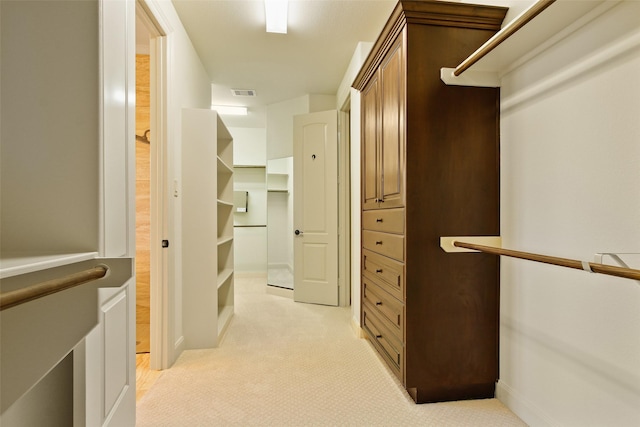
453;241;640;282
0;265;109;311
454;0;556;76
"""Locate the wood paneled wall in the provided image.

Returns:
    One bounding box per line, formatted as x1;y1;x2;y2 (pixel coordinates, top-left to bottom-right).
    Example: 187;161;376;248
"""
136;54;151;353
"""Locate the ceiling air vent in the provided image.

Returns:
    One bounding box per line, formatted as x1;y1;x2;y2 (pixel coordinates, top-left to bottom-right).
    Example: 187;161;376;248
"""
231;89;257;97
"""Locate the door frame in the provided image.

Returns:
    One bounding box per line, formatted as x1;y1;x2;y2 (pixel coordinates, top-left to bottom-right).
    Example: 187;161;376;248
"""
338;104;351;307
136;0;170;370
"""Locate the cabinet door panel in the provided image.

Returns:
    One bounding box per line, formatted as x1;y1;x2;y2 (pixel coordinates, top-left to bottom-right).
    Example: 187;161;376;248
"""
380;33;405;208
361;75;380;210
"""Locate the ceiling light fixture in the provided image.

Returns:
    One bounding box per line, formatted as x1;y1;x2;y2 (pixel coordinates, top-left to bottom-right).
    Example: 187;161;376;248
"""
211;105;248;116
265;0;288;34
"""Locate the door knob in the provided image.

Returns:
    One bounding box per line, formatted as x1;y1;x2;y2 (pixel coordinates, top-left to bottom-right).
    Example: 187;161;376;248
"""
295;229;303;236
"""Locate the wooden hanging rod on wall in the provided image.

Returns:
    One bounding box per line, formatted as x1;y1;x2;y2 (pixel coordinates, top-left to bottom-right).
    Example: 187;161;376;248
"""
447;240;640;282
454;0;557;76
0;265;109;311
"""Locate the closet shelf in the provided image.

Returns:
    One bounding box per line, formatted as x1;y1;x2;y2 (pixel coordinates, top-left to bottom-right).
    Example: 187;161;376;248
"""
0;252;99;279
441;0;608;87
217;268;234;289
217;236;233;246
217;157;234;174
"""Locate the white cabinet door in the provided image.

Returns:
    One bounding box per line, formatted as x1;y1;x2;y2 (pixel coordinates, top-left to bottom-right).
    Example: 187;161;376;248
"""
82;279;136;427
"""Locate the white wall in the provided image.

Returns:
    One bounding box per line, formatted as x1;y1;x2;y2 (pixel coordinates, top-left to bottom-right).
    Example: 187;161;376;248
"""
494;1;640;425
266;94;337;160
231;127;267;166
1;0;100;255
267;96;310;160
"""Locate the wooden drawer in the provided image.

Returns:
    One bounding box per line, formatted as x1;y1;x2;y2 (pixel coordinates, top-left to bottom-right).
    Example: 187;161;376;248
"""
362;306;403;380
362;249;404;301
362;208;404;234
362;230;404;262
363;278;403;336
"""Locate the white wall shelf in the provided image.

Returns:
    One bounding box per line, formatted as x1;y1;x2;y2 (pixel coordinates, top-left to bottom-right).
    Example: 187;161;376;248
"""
218;236;234;246
267;172;289;192
182;109;234;349
441;0;610;87
217;268;234;289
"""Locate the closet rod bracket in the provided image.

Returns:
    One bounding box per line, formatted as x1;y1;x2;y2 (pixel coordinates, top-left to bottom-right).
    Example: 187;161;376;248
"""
440;236;502;253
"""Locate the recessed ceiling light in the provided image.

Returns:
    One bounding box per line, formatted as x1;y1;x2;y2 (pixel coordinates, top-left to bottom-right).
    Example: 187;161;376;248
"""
211;105;248;116
265;0;288;34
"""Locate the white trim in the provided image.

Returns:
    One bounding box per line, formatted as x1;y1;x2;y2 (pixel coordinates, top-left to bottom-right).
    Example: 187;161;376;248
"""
496;380;558;427
338;107;351;307
137;0;172;370
439;236;502;253
439;67;500;87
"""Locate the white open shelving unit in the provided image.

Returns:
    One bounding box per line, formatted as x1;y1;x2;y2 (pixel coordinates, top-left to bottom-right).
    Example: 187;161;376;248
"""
216;129;235;340
182;109;234;348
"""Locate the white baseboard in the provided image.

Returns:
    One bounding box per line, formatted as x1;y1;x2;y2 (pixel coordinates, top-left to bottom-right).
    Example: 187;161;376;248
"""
496;380;557;427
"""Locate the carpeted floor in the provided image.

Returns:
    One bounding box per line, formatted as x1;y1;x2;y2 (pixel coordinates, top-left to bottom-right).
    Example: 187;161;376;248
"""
136;273;527;426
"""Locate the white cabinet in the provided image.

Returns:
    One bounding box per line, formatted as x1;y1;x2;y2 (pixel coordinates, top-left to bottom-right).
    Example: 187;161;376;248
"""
0;0;136;425
182;109;234;348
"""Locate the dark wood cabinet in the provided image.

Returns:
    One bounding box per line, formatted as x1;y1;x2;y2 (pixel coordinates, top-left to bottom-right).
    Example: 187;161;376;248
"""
353;0;507;404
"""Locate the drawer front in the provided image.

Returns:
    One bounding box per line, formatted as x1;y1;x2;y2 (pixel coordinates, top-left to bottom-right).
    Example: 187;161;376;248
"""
362;208;404;234
362;249;404;301
362;230;404;262
362;306;403;380
363;278;403;336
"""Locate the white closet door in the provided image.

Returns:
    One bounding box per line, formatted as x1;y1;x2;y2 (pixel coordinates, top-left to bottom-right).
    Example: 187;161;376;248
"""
293;110;339;306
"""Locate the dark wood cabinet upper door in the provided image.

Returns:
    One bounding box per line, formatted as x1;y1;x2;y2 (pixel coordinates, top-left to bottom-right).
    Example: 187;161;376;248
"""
361;74;380;211
379;32;405;209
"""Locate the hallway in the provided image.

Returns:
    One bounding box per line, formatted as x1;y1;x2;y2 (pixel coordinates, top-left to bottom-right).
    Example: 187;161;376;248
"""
136;273;526;426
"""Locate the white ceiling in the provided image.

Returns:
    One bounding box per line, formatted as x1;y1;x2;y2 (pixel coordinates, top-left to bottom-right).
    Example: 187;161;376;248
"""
170;0;397;127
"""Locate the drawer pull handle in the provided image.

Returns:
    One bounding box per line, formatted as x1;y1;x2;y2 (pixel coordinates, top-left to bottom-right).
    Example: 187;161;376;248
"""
375;301;383;306
375;334;382;339
375;269;383;273
376;218;383;223
375;241;383;245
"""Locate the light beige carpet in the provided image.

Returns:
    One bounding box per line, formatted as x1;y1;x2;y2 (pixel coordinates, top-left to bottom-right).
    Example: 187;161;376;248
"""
136;273;527;426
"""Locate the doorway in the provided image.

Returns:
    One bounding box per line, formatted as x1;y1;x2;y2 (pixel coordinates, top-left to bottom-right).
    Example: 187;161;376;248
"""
135;0;169;399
